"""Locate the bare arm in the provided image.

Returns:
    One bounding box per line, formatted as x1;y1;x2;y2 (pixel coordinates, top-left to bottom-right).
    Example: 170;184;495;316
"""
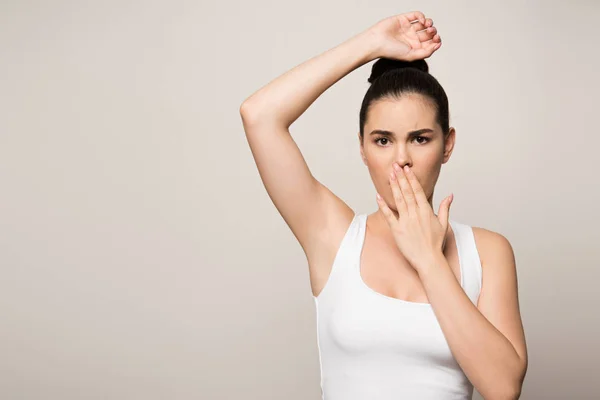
240;29;380;127
239;28;381;257
417;231;528;400
239;12;439;264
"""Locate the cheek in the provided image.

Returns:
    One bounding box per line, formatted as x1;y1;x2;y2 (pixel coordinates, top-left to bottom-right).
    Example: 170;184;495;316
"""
379;168;394;188
364;160;390;181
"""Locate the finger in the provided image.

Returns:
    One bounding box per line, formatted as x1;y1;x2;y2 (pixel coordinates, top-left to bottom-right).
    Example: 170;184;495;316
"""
428;34;442;46
376;192;398;226
411;36;441;59
411;17;434;33
420;34;441;49
437;193;453;232
410;21;427;31
389;169;408;217
395;165;418;213
402;165;429;210
403;11;426;25
417;26;437;42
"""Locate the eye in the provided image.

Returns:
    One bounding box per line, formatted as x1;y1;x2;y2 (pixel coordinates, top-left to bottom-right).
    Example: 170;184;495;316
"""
374;137;430;146
374;137;390;146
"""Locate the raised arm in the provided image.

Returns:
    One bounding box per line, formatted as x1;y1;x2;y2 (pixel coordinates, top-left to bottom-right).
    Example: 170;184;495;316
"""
239;29;379;258
239;12;439;265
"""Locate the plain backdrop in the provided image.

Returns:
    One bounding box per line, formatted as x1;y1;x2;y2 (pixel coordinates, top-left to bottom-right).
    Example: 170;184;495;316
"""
2;0;599;399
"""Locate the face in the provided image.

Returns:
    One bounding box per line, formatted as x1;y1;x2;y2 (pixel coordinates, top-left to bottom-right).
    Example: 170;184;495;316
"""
359;93;456;213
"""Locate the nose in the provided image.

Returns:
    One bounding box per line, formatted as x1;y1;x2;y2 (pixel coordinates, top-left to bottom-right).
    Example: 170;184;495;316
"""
394;146;412;169
393;161;412;170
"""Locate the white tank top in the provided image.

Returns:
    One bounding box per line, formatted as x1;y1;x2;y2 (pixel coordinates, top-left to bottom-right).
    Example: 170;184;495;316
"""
313;212;483;400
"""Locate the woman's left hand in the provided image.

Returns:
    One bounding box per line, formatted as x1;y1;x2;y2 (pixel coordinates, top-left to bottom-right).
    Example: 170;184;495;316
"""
367;11;441;61
376;163;454;274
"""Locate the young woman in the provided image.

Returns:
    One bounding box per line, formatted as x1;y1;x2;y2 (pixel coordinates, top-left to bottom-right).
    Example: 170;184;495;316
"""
240;11;527;400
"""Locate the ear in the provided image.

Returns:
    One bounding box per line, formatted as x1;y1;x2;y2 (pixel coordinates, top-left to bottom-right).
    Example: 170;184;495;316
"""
442;127;456;164
359;132;368;165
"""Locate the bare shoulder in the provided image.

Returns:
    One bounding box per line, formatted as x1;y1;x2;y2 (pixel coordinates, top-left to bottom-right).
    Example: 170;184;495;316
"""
471;226;515;269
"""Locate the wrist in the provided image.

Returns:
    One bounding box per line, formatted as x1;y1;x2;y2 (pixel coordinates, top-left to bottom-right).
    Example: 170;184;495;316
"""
416;251;447;277
355;29;382;63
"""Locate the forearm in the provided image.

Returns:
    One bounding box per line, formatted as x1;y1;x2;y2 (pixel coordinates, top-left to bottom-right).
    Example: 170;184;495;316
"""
418;253;525;399
241;29;380;127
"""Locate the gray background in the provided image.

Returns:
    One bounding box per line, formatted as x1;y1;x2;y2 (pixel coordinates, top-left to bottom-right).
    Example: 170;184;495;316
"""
2;0;599;399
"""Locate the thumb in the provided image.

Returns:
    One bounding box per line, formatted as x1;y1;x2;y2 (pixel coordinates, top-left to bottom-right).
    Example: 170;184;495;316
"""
438;193;453;229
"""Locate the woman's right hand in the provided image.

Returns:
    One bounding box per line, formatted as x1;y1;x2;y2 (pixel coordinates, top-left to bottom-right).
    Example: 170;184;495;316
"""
367;11;441;61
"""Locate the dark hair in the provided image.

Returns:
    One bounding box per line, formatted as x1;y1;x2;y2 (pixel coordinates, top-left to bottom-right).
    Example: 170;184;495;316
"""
359;58;450;143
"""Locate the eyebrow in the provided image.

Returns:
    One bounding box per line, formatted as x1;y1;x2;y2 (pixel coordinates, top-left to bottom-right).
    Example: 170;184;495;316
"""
369;129;434;137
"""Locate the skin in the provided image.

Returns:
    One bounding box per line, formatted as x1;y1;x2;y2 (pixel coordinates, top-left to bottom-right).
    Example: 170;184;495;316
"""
357;93;528;398
241;11;527;396
359;93;456;242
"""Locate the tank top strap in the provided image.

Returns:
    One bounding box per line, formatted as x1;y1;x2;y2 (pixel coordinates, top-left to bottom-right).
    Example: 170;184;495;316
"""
348;212;368;257
332;212;367;271
450;220;483;307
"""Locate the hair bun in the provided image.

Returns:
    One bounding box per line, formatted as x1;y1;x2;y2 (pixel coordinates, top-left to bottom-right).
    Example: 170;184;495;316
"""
368;58;429;84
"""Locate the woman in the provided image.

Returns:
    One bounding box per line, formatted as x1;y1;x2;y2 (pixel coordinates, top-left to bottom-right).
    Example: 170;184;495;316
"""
240;11;527;400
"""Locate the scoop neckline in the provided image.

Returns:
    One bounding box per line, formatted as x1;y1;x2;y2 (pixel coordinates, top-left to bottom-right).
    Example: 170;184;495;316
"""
355;213;464;307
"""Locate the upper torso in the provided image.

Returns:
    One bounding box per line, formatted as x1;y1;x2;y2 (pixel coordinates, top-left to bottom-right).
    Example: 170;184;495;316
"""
310;211;484;400
308;209;464;302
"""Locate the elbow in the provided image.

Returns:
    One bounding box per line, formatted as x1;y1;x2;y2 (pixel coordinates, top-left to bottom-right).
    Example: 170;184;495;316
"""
239;100;254;120
240;101;285;129
500;353;527;399
481;353;527;400
499;372;525;400
509;356;527;399
239;100;265;128
239;100;254;116
506;385;522;400
497;382;522;400
482;387;520;400
481;375;524;400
